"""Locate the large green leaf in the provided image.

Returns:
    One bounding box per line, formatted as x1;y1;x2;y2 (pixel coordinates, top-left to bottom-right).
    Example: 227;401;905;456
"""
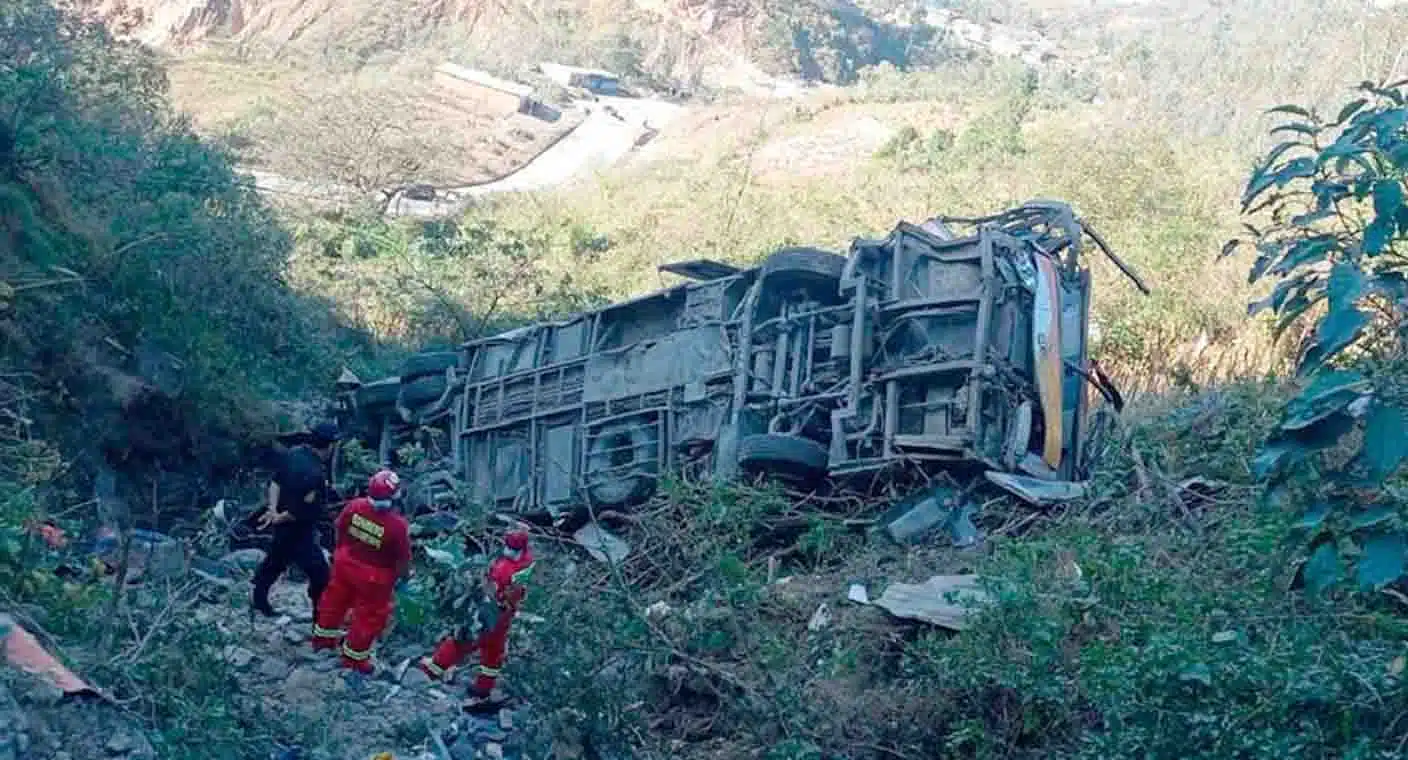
1390;144;1408;169
1356;532;1406;590
1296;501;1331;530
1333;98;1369;125
1277;157;1319;186
1267;236;1338;278
1273;291;1321;340
1371;271;1408;301
1371;107;1408;132
1365;217;1396;255
1242;173;1280;212
1287;410;1358;451
1291;208;1337;227
1300;306;1369;372
1242;158;1318;211
1286;369;1369;412
1363;402;1408;481
1318;141;1368;163
1302;539;1341;595
1259;140;1309;171
1347;506;1397;531
1252;439;1300;480
1262;272;1318;316
1267;104;1315;118
1326;261;1366;307
1272;122;1319;138
1372;179;1405;218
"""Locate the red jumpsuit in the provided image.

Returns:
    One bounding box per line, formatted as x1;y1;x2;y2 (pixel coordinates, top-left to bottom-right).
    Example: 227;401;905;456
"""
310;497;411;673
420;545;535;697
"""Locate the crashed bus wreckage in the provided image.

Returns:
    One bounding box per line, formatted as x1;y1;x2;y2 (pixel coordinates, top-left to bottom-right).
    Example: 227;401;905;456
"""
332;200;1150;540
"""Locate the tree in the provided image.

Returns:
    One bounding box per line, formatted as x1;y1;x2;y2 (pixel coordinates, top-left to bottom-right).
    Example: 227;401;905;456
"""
1226;78;1408;592
247;84;435;202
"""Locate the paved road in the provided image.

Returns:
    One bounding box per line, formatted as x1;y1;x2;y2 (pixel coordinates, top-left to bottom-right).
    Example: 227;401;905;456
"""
382;94;687;218
239;95;685;217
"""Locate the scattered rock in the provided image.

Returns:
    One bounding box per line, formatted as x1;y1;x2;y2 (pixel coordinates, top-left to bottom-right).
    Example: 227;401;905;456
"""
0;684;30;760
283;627;307;645
806;603;831;632
13;677;64;709
283;666;340;711
402;666;432;689
222;646;257;669
484;742;504;760
644;601;672;620
104;732;136;755
258;658;291;681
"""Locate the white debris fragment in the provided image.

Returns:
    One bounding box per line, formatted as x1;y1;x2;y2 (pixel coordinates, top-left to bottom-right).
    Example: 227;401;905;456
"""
847;584;869;604
872;574;992;631
573;522;630;564
807;603;832;631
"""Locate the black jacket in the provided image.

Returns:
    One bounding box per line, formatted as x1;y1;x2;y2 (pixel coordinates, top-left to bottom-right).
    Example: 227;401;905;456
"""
271;445;331;538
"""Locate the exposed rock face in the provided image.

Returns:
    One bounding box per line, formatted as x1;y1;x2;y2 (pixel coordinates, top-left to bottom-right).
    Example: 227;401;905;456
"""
84;0;247;48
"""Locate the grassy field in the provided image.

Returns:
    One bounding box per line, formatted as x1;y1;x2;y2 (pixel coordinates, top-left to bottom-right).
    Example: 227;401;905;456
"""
165;54;581;187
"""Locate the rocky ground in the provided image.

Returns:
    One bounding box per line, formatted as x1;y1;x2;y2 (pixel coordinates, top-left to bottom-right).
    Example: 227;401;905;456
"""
208;577;530;760
0;554;533;760
0;677;157;760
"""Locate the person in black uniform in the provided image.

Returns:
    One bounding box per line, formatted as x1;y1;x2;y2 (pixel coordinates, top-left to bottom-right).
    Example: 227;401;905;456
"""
251;422;341;618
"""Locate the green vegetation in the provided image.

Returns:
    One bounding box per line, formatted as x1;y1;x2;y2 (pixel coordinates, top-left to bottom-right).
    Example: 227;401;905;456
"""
0;0;394;752
1227;81;1408;591
287;213;612;346
389;380;1406;760
0;0;382;418
2;0;1407;757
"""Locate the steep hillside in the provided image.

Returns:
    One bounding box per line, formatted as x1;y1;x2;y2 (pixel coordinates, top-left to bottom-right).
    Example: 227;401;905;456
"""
959;0;1408;141
79;0;937;92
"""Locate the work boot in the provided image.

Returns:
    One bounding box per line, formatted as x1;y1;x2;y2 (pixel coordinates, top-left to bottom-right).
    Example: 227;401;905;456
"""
461;687;497;713
250;592;278;619
417;657;445;682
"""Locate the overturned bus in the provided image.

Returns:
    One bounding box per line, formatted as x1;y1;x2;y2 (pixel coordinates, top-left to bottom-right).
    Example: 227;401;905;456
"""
333;200;1148;517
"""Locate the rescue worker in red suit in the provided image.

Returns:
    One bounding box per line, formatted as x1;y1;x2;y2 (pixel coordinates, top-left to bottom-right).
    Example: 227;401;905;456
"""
310;469;411;674
418;528;535;710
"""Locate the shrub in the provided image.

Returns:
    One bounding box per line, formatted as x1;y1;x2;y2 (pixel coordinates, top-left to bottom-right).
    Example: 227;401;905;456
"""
1225;80;1408;591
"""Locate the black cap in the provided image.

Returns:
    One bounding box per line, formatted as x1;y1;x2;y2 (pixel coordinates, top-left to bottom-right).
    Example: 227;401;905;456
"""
309;421;341;446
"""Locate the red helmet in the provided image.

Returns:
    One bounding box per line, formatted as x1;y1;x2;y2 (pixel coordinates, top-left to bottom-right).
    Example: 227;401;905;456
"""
503;529;530;551
367;469;401;501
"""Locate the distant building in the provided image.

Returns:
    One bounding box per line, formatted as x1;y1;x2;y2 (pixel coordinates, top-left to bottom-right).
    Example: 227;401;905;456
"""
539;62;621;95
434;62;535;115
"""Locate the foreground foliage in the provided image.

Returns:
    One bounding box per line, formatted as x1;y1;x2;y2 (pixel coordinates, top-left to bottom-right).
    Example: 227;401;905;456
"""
488;382;1406;759
1229;80;1408;592
1;0;368;422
